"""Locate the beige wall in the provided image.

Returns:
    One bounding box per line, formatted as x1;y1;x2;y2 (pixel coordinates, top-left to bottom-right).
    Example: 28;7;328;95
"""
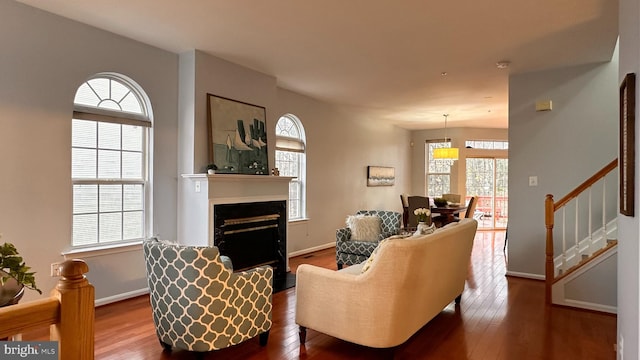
0;1;178;303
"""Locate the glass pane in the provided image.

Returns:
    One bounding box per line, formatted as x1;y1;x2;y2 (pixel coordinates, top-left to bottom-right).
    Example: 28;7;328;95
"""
99;185;122;212
123;211;143;240
122;125;142;151
72;120;97;148
73;214;97;246
99;213;122;242
124;184;144;211
98;150;121;178
72;148;96;178
427;142;452;173
98;122;121;150
427;175;450;198
495;159;509;228
122;152;142;178
119;92;143;114
74;83;101;107
88;78;109;101
276;117;299;138
73;185;97;214
110;80;130;103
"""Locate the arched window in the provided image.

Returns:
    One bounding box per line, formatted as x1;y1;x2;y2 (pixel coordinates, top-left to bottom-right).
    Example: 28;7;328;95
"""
275;114;306;220
71;74;152;248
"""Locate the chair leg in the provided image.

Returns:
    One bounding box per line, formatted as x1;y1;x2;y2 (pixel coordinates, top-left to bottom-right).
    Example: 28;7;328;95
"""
299;326;307;345
337;263;343;270
259;330;270;346
455;294;462;305
159;339;172;352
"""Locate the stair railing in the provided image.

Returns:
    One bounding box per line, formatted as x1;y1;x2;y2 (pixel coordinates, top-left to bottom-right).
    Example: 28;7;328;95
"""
545;159;618;304
0;259;95;359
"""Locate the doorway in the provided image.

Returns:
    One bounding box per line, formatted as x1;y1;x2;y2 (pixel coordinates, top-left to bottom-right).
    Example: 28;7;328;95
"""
466;157;508;229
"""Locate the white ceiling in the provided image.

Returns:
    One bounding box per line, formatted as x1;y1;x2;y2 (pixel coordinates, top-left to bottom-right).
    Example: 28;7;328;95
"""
17;0;618;129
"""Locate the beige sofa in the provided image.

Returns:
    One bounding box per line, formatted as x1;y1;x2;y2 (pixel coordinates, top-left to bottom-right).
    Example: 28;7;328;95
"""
295;218;478;348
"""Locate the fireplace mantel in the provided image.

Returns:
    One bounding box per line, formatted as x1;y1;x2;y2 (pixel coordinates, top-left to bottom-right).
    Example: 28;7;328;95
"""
179;173;293;247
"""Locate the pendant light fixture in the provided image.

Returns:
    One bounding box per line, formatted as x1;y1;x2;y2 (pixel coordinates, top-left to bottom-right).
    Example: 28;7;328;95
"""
433;114;459;160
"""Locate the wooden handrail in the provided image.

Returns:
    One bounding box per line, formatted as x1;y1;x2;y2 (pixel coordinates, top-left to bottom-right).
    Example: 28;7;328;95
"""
0;259;94;360
553;159;618;210
544;159;618;305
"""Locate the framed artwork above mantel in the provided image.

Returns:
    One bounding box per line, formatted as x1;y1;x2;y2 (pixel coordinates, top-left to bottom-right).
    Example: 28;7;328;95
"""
207;93;268;175
620;73;635;216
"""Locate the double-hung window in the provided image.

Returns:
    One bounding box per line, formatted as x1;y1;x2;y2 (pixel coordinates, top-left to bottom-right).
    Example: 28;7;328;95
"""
426;140;453;197
275;115;306;220
71;74;152;248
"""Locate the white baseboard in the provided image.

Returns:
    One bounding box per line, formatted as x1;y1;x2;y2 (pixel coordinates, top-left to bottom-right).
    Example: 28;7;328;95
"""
288;242;335;258
505;271;545;281
95;288;149;307
560;298;617;314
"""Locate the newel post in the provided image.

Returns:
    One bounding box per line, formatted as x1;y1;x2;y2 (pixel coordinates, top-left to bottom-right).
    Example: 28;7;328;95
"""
50;259;95;360
544;194;555;305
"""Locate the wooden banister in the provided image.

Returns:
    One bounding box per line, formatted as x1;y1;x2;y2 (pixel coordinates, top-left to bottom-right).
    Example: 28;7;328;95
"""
553;159;618;210
0;259;94;360
544;159;618;305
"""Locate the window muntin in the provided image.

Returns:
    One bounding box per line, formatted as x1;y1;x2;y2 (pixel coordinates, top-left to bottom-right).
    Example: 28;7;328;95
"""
275;115;306;220
71;75;150;248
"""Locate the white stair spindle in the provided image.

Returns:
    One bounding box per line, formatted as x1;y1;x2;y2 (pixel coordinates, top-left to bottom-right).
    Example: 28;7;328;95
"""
602;177;607;237
575;197;579;263
562;207;566;272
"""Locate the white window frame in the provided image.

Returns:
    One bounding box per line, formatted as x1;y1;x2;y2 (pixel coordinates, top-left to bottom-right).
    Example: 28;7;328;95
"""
70;73;153;252
426;140;453;197
275;114;306;221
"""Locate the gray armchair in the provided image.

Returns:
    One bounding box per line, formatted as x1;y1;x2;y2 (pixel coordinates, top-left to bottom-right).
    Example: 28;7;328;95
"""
143;238;272;353
335;210;401;269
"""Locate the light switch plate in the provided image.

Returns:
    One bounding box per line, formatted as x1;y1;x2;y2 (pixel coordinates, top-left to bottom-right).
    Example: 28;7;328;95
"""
529;176;538;187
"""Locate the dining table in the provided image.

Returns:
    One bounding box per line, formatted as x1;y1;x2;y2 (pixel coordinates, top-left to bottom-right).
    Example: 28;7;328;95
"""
431;205;468;227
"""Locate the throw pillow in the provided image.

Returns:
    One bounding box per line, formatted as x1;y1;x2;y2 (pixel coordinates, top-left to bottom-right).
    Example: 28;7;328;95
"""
361;238;389;273
346;214;382;242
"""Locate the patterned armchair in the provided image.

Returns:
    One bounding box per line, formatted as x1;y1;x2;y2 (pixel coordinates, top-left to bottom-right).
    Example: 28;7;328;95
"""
336;210;402;269
143;238;272;353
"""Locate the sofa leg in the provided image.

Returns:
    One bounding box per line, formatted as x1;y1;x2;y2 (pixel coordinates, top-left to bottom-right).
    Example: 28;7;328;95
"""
259;330;270;346
455;294;462;304
299;326;307;345
337;263;343;270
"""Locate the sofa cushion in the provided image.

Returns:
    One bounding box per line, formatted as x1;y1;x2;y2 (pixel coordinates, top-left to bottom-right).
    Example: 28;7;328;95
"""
346;214;381;242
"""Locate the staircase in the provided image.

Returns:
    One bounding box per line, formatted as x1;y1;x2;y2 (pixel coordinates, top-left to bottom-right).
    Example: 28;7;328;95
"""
545;159;618;313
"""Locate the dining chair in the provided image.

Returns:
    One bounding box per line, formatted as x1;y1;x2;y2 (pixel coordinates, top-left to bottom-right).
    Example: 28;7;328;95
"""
407;196;431;227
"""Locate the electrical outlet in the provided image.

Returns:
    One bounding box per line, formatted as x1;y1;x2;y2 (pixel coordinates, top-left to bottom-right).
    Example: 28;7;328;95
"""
50;262;61;277
529;176;538;187
195;181;201;193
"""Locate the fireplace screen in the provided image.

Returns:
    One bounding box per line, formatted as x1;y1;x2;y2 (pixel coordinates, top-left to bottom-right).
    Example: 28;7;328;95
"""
213;201;286;278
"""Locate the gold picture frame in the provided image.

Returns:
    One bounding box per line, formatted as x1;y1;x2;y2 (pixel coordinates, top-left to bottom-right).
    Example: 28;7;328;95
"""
620;73;635;216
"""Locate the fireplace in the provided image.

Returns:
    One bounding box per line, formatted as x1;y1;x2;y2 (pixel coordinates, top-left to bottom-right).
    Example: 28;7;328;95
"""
179;173;294;282
213;201;287;279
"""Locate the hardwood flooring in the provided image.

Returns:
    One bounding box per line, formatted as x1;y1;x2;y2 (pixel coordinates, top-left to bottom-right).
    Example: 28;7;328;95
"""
24;230;616;359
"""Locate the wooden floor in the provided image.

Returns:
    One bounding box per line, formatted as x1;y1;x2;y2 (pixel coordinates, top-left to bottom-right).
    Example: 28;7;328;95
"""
25;230;616;359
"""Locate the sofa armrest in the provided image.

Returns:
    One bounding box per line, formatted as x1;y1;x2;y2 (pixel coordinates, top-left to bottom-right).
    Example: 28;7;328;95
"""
336;227;351;243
